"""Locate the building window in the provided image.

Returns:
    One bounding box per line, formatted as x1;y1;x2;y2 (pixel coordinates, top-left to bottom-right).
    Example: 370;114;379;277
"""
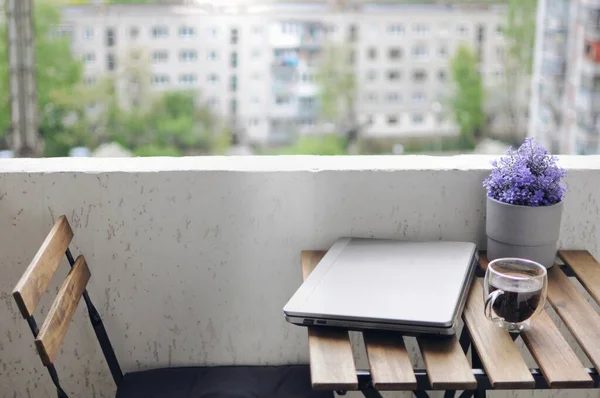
208;74;219;84
301;73;314;83
439;70;447;81
496;25;503;37
107;54;116;71
179;74;197;85
208;27;218;38
251;49;261;58
366;70;377;82
387;24;404;36
387;70;401;81
496;47;504;61
231;52;238;68
180;50;198;62
413;69;427;82
439;45;448;58
179;26;196;38
230;75;238;92
412;44;429;59
207;50;218;61
130;26;139;39
412;114;424;125
106;28;115;47
412;92;426;104
83;75;96;86
348;24;358;42
457;24;469;37
386;92;401;103
152;51;168;63
364;92;378;103
152;74;170;86
151;26;168;39
387;115;398;125
477;24;485;43
83;53;96;64
389;47;402;60
231;28;239;45
83;27;94;41
367;48;377;60
275;96;291;105
208;97;219;109
413;24;429;36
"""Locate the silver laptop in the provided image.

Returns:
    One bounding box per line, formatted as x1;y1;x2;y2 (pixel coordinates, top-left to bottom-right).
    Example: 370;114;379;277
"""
284;238;477;336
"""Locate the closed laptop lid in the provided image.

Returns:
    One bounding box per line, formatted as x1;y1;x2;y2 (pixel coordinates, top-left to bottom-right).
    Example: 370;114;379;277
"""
284;238;476;327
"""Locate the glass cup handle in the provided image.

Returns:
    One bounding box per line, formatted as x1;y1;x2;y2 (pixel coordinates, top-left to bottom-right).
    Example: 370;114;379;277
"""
484;290;504;322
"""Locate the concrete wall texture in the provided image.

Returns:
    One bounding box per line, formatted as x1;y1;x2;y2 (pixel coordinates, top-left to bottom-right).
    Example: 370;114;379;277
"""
0;156;599;398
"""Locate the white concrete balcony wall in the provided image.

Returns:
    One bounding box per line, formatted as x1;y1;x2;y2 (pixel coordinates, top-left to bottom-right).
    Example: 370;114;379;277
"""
0;156;599;398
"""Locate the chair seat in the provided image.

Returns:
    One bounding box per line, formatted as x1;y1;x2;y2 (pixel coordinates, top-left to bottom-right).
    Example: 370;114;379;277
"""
116;365;333;398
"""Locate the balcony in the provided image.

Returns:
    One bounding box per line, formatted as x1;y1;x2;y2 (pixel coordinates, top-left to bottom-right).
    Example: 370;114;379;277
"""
541;54;566;76
1;156;599;395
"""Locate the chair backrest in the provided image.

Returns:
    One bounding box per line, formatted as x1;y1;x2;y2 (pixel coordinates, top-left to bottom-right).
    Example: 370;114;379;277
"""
12;216;122;397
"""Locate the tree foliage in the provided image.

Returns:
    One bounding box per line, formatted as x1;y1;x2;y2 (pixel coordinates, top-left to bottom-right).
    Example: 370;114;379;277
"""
0;0;83;155
448;45;485;150
278;134;346;155
316;44;356;124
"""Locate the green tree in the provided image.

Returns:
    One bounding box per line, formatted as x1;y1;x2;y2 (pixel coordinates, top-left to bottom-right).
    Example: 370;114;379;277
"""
449;45;485;150
495;0;537;139
316;44;356;125
0;0;84;155
278;134;346;155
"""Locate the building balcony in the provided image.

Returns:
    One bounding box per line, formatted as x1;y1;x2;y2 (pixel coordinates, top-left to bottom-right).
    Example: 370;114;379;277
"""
541;54;566;76
576;89;600;111
1;156;600;395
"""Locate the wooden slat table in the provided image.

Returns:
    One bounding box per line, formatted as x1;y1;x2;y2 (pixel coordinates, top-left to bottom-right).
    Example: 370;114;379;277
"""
299;250;600;398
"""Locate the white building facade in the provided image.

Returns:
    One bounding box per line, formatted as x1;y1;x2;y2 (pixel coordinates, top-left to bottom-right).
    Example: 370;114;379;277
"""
61;1;507;146
529;0;600;154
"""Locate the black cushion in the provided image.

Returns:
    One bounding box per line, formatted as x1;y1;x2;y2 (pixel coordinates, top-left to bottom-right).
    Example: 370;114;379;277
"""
116;365;333;398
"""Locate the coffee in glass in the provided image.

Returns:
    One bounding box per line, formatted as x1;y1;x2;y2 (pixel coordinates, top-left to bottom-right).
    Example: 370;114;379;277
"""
483;258;548;332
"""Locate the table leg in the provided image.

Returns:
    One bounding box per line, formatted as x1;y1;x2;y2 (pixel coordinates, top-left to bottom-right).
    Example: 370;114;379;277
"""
413;391;430;398
459;326;471;354
457;392;474;398
473;387;486;398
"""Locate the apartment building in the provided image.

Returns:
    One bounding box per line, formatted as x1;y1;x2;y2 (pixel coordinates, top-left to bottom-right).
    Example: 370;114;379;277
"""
530;0;600;154
61;1;507;146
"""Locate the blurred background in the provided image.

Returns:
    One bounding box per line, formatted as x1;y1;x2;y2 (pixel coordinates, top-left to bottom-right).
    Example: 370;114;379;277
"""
0;0;595;158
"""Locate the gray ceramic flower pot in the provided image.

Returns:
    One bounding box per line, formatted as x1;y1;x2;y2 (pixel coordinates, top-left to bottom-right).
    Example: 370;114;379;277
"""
486;197;563;268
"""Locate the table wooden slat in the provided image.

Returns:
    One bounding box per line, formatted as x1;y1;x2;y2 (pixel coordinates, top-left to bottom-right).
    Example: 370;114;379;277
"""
559;250;600;306
547;265;600;371
301;251;358;390
463;281;535;389
418;336;477;390
363;331;417;390
521;310;593;388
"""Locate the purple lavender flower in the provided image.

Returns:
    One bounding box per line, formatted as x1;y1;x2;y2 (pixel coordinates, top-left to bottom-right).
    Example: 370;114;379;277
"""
483;138;566;206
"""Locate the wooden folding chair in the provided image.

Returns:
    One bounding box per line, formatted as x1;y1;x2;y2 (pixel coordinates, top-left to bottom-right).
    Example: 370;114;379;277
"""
13;216;331;398
13;215;122;397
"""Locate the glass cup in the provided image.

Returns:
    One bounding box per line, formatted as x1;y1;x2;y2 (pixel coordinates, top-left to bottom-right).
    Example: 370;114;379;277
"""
483;258;548;333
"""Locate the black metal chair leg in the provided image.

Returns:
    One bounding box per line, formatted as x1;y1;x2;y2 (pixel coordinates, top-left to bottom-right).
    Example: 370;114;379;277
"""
413;391;430;398
473;387;486;398
458;391;474;398
444;390;456;398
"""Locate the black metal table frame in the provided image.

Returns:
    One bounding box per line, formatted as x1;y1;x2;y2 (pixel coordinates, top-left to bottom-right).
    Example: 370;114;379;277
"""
337;263;600;398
